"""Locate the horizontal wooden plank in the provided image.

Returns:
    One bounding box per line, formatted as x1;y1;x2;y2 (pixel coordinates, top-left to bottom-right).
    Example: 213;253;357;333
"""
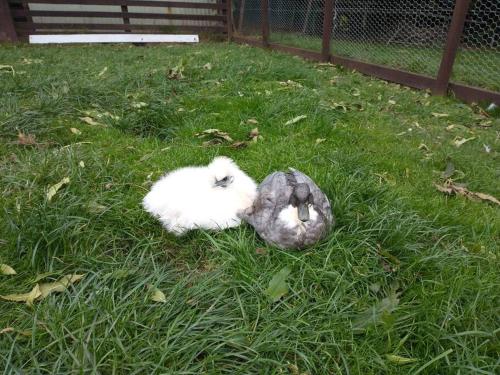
8;0;225;10
270;43;323;61
12;10;225;22
16;22;225;31
449;82;500;105
330;54;436;91
29;33;199;43
18;28;227;36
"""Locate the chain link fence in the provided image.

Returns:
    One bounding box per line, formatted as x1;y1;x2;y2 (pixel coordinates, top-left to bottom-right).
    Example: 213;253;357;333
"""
233;0;500;96
234;0;262;39
269;0;325;51
330;0;454;77
453;0;500;91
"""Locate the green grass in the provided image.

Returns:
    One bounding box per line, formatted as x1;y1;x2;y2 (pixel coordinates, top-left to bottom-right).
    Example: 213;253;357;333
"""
268;32;500;92
0;42;499;374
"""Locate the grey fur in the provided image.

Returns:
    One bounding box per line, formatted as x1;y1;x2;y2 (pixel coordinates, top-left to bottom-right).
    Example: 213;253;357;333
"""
239;169;334;249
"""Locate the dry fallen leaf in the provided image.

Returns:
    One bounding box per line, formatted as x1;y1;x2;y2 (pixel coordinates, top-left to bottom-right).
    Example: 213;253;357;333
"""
203;63;212;70
168;65;184;80
453;137;476;147
432;112;449;118
97;66;108;77
435;183;500;206
86;201;108;214
483;144;491;153
315;138;326;145
149;285;167;303
479;121;493;130
70;127;81;135
278;80;303;88
79;116;100;126
285;115;307;125
255;247;267;255
39;274;85;299
17;132;37;146
418;143;429;151
1;284;41;306
83;110;119;121
473;192;500;205
1;274;84;305
195;129;233;143
131;102;148;109
79;161;85;168
246;118;259;125
287;363;300;375
248;127;262;143
0;327;32;336
388;99;396;105
202;139;223;147
0;65;15;76
47;177;70;201
316;62;335;67
351;88;361;97
385;354;418;365
330;101;348;112
0;264;16;275
231;141;248;149
21;58;42;65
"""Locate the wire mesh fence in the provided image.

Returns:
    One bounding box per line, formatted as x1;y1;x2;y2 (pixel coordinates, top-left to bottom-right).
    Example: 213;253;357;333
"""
234;0;262;38
330;0;455;77
233;0;500;99
269;0;325;51
453;0;500;92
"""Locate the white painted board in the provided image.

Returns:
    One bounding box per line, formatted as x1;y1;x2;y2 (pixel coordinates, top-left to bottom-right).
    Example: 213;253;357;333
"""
29;34;199;44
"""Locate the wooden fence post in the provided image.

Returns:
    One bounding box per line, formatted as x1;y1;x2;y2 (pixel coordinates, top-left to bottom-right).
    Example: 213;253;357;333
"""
0;0;17;41
322;0;334;61
121;4;131;33
261;0;269;47
21;1;32;24
433;0;471;95
225;0;232;41
238;0;246;33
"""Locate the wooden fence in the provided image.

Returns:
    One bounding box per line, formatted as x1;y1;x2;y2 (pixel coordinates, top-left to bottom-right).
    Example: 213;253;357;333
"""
0;0;230;39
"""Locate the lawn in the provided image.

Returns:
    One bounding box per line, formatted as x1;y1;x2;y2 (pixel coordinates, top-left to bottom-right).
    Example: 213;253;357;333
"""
0;42;499;374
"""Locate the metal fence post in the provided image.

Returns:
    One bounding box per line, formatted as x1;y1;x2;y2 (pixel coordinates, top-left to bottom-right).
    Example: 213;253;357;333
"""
0;0;17;41
261;0;270;47
322;0;334;61
433;0;471;95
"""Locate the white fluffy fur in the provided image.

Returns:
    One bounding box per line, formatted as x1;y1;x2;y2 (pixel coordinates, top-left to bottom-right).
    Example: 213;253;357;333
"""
143;156;257;235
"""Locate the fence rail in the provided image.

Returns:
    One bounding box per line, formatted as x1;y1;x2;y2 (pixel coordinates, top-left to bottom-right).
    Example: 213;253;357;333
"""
232;0;500;105
0;0;228;39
